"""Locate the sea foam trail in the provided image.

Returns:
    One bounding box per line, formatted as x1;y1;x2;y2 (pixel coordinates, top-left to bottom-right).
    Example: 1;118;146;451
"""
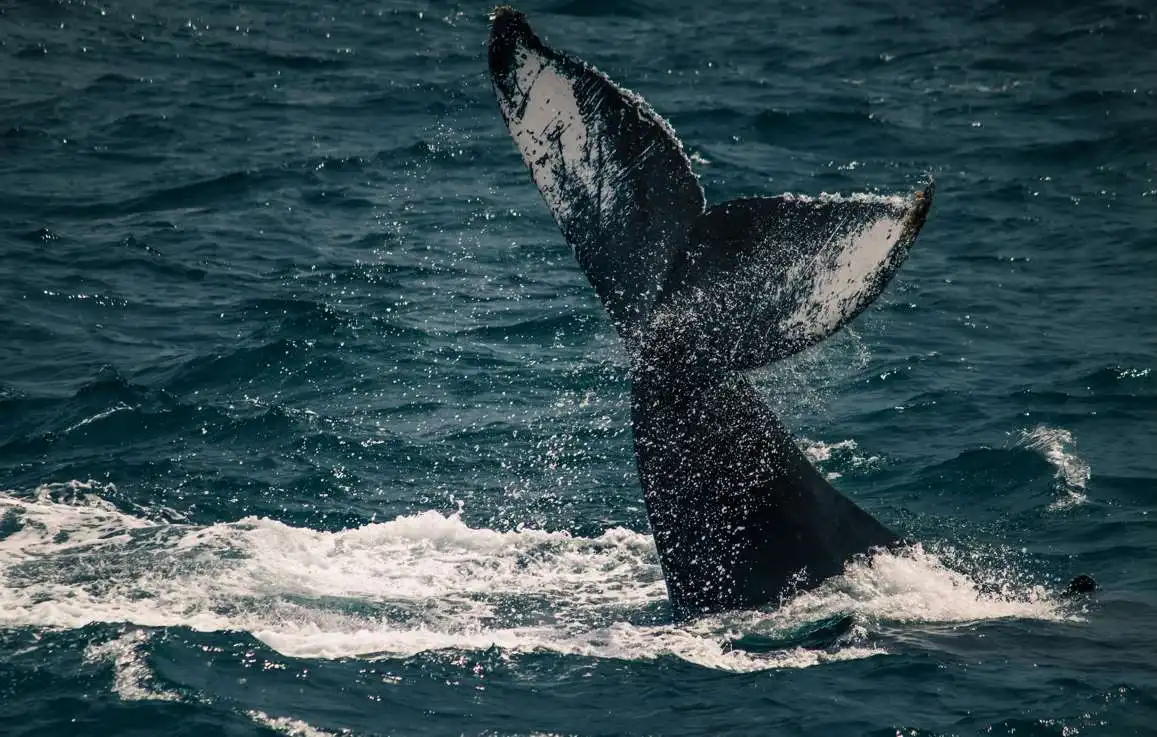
1;481;1070;673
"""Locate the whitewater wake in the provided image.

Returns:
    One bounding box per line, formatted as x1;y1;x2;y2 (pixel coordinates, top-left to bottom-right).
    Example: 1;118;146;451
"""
1;481;1072;674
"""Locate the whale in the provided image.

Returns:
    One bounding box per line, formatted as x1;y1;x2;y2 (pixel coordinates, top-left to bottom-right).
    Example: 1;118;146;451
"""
487;6;934;619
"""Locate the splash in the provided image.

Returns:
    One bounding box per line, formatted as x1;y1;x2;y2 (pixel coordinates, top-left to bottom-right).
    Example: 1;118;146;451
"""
2;481;1071;673
1017;425;1090;510
754;327;872;420
801;437;882;480
762;544;1058;627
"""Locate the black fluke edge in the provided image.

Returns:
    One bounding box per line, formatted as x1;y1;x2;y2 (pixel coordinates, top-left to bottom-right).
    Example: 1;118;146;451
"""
487;7;939;619
488;5;537;90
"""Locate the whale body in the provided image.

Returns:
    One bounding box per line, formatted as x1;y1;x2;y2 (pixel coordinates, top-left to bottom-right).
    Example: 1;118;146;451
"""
488;6;934;619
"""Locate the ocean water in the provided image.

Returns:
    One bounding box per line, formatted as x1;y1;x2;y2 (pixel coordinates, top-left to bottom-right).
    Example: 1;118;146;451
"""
1;0;1155;734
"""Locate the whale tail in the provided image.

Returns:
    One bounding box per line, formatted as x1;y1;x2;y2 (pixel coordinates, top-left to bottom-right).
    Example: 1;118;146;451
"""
489;7;934;618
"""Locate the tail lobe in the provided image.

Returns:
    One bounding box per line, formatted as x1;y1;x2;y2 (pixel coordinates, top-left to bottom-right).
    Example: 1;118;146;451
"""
644;183;934;373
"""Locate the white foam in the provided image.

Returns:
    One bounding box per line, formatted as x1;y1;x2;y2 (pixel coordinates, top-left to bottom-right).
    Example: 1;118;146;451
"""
63;402;135;435
804;438;859;463
83;630;181;702
1017;425;1090;509
248;711;347;737
1;482;1072;673
801;438;881;480
761;544;1060;627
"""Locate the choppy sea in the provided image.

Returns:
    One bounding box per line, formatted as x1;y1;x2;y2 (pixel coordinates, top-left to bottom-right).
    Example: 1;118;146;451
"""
2;1;1155;735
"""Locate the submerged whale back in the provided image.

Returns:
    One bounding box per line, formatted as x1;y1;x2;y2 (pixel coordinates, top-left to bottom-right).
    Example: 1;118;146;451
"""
489;6;934;618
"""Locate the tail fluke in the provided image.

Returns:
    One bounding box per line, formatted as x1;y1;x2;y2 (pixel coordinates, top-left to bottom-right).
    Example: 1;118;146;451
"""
489;6;706;335
632;186;932;617
489;7;936;619
647;184;934;372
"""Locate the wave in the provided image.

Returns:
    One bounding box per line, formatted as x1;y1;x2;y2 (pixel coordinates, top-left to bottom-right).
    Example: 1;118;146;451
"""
0;362;390;490
548;0;655;18
1079;364;1154;392
82;629;339;735
202;42;356;72
455;311;604;343
1016;425;1090;510
247;709;341;737
83;630;181;703
0;482;1074;674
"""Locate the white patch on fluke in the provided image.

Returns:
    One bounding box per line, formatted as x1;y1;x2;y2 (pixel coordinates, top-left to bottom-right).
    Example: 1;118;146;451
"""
495;42;662;246
501;48;604;226
780;197;910;343
1;482;1072;674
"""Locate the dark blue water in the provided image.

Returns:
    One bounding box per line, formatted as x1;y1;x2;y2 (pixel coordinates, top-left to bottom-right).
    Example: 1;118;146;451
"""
2;1;1155;734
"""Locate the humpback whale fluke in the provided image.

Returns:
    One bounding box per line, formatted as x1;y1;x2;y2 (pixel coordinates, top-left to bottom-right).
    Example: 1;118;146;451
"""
488;6;934;619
